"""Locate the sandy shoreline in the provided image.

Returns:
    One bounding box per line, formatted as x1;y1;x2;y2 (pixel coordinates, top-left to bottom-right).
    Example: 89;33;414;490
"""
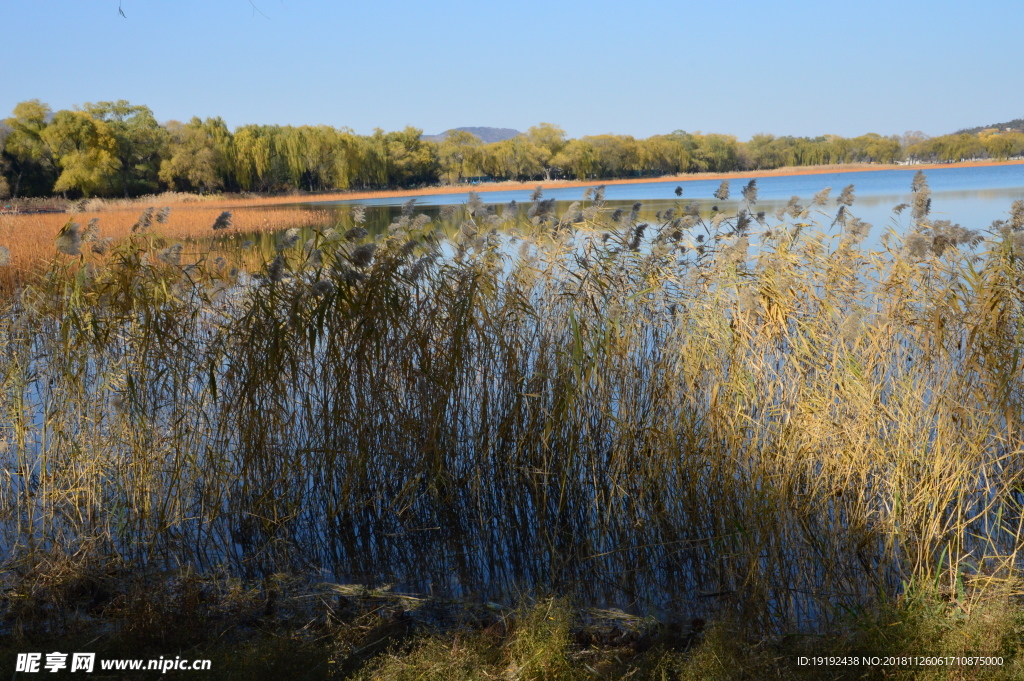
218;158;1024;208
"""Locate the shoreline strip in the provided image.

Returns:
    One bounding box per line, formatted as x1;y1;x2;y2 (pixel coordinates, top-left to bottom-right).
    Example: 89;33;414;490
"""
238;158;1024;207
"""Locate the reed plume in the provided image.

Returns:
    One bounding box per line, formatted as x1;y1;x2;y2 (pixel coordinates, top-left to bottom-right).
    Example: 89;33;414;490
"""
741;179;757;204
212;210;233;230
55;221;82;255
714;180;730;201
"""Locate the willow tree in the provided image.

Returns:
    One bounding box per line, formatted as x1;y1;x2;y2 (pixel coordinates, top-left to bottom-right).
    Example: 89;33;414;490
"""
41;110;120;197
159;117;228;193
384;126;438;186
982;131;1024;160
2;100;56;198
280;125;350;192
233;125;282;192
83;100;167;197
921;133;987;163
526;123;566;180
578;134;641;177
437;130;482;183
479;136;545;181
551;139;596;180
691;133;740;173
848;133;902;163
636;135;692;176
745;134;797;170
0;140;9;199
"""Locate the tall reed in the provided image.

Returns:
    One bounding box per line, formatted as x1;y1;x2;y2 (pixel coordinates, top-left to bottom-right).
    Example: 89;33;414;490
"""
2;181;1024;639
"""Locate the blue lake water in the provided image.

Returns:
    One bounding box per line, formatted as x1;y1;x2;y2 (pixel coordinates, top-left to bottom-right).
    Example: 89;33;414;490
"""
317;164;1024;206
303;164;1024;246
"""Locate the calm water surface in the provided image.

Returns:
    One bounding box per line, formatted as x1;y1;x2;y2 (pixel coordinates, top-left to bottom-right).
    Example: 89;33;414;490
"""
288;164;1024;249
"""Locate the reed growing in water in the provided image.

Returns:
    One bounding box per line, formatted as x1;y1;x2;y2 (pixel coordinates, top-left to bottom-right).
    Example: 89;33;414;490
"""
2;174;1024;670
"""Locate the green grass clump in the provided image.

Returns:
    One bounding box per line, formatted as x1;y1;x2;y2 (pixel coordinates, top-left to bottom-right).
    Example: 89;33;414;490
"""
505;599;577;679
356;598;675;681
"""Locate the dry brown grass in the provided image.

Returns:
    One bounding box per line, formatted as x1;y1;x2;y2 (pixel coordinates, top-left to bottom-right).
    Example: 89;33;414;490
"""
0;205;332;294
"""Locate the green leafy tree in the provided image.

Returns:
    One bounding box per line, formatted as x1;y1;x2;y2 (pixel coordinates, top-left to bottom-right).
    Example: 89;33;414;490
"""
2;100;56;197
384;126;438;186
637;134;692;176
349;130;389;188
692;133;739;172
194;116;236;189
327;127;360;190
982;131;1024;160
792;137;830;166
83;100;167;197
0;138;10;199
745;134;796;169
280;125;351;191
551;139;596;180
946;134;987;162
580;135;641;177
908;133;987;163
159;118;227;192
41;110;119;197
479;136;545;181
232;125;285;192
526;123;566;180
850;133;902;163
437;130;482;183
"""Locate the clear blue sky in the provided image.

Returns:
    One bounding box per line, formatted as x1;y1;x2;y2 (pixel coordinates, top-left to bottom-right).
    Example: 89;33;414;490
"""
2;0;1021;140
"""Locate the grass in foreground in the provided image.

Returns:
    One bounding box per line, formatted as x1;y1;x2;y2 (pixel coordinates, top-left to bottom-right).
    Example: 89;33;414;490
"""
3;573;1022;679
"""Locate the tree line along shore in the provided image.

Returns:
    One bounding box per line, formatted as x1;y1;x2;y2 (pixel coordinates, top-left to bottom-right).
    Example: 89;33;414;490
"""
2;98;1023;202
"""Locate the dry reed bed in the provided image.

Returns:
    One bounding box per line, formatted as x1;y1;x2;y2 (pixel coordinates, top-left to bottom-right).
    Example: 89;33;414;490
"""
0;205;331;294
2;178;1024;645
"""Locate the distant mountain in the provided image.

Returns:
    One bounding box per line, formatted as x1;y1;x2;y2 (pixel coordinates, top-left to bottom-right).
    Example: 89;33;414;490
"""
422;127;522;144
955;118;1024;135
